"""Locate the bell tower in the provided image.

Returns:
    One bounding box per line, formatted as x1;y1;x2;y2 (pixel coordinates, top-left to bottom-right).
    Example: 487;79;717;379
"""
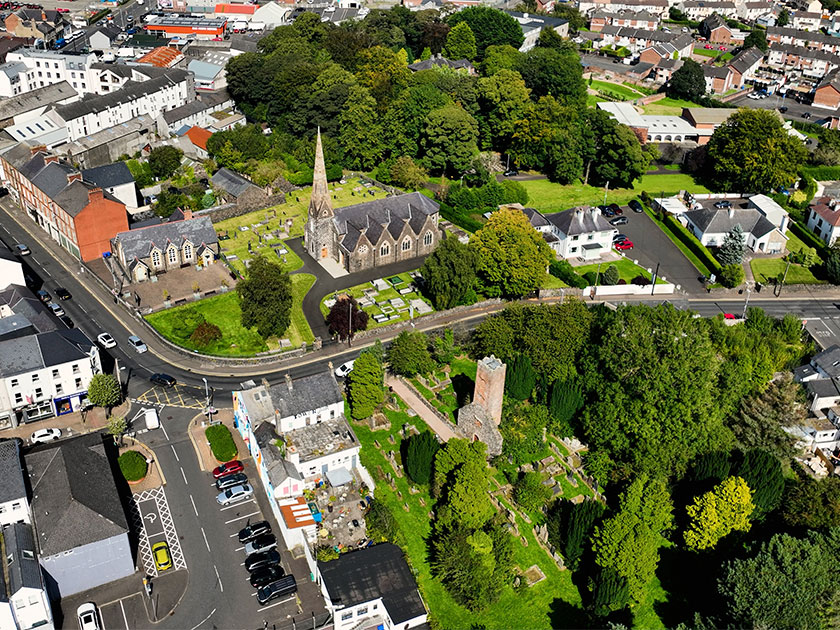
304;128;335;260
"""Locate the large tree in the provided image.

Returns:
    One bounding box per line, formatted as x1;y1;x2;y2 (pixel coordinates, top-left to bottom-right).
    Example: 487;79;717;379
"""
347;351;384;420
782;476;840;530
582;108;652;187
338;85;384;170
743;33;767;52
735;449;784;513
87;373;122;409
469;206;553;297
444;21;477;61
237;254;293;338
419;234;478;310
683;476;755;550
706;109;808;192
514;47;587;109
421;103;479;174
547;499;605;570
667;58;706;102
476;69;531;151
386;330;435;376
148;145;183;179
405;431;440;485
326;296;369;341
717;224;746;266
447;7;524;58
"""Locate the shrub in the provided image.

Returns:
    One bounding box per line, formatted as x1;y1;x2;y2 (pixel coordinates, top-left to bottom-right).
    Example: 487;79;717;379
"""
190;322;222;348
663;215;722;275
171;308;206;339
205;424;238;462
315;546;340;562
602;264;620;286
549;260;587;289
720;263;745;288
119;450;148;482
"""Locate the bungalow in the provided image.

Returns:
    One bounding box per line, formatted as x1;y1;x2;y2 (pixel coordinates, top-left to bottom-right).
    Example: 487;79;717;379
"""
407;54;476;75
806;196;840;245
518;204;616;260
110;211;219;283
681;197;789;253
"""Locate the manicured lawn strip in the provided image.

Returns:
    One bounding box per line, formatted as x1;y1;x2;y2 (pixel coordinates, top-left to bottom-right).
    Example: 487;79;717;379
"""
693;46;719;57
205;424;238;462
541;274;569;289
642;206;719;277
587;94;607;107
353;400;585;629
577;258;666;284
289;274;317;347
785;228;821;256
750;258;823;285
641;97;700;116
663;164;681;171
635;173;710;195
589;79;645;100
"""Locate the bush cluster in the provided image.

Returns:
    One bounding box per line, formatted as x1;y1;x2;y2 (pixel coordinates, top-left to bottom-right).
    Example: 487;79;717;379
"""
205;424;238;462
190;322;223;348
118;450;148;482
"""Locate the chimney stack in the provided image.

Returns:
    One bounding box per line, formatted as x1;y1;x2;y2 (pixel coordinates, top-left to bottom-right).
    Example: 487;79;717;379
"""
87;187;103;203
66;172;82;183
44;155;59;165
285;373;293;392
182;209;193;220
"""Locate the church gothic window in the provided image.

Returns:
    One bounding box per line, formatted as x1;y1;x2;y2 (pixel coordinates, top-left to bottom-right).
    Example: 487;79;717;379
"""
380;243;390;256
424;231;433;246
183;242;192;261
401;238;411;252
151;250;161;268
358;245;368;254
167;247;178;265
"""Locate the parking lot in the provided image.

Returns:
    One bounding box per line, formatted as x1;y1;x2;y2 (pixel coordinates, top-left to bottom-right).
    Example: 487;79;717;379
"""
129;486;187;578
615;206;705;292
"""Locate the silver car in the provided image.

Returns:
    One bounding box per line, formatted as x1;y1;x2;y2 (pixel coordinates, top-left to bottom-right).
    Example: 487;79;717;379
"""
128;335;147;353
244;533;277;556
216;483;253;506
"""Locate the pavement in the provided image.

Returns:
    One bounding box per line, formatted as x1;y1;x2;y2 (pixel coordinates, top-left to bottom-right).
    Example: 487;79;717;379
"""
386;375;457;442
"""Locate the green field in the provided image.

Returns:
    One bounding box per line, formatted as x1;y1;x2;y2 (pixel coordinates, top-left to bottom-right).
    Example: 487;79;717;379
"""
145;274;316;356
320;271;435;329
587;94;607;107
352;402;586;629
214;177;388;276
589;79;645;101
641;97;700;116
693;46;720;57
519;174;709;213
750;258;823;285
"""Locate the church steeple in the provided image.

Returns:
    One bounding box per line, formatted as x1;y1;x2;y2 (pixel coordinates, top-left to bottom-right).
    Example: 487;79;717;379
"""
309;128;332;219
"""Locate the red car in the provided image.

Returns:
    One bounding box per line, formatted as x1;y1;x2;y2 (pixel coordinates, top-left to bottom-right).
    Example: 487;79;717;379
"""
723;313;737;320
719;45;727;51
704;44;713;49
213;460;244;479
614;240;634;251
56;7;68;11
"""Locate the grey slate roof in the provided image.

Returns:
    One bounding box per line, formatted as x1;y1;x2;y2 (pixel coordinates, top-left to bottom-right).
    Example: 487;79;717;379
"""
812;344;840;378
684;207;776;239
162;89;231;124
268;371;342;420
319;543;426;625
254;422;302;488
6;522;42;593
546;206;614;236
0;440;26;504
211;167;258;197
333;191;439;253
729;46;764;74
0;285;56;334
807;378;840;398
0;336;43;378
0;313;36;341
82;162;134;189
54;69;190;121
113;215;217;262
26;433;129;556
0;327;93;378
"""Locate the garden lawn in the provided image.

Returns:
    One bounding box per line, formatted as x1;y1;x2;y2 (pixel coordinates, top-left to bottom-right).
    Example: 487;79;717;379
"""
587;94;606;107
693;46;719;57
352;401;585;630
145;278;315;356
541;274;568;289
589;80;645;100
214;177;388;276
519;174;708;213
320;271;434;329
750;258;823;285
641;97;700;115
577;258;664;284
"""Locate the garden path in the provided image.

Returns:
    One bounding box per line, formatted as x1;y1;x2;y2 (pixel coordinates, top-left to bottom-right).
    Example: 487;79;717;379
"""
386;375;458;442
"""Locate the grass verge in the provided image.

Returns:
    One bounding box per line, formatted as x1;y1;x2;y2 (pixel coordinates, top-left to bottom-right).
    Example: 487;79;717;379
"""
750;258;823;285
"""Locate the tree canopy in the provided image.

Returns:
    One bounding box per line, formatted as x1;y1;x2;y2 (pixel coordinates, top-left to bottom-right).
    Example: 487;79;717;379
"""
419;234;478;310
236;254;293;338
447;7;524;58
667;58;706;102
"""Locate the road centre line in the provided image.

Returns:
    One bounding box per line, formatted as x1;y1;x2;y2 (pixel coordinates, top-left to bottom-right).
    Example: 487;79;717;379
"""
180;467;188;485
214;565;224;593
190;495;199;517
200;527;211;553
170;444;179;461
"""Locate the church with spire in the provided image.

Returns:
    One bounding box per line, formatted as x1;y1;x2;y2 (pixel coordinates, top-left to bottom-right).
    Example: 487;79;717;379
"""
303;130;442;273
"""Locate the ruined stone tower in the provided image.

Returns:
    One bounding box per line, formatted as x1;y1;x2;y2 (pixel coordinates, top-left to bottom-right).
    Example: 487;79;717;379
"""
456;355;506;457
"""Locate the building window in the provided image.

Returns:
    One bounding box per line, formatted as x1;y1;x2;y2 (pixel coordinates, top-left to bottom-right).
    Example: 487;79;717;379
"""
32;374;39;383
14;393;21;404
380;243;390;257
10;378;18;388
75;378;82;389
401;238;411;251
341;612;353;621
72;364;80;374
168;248;177;264
357;607;368;616
34;388;42;398
11;502;19;510
24;552;35;562
52;369;59;379
423;231;433;246
55;384;63;395
151;250;161;268
587;234;594;241
572;235;579;241
570;247;578;254
183;243;192;261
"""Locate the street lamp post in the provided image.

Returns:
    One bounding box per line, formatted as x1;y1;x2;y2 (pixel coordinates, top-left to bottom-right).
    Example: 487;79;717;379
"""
742;281;752;319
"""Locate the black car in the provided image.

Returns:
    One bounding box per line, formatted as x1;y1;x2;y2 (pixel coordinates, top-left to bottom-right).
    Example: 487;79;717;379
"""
245;549;281;573
629;200;643;213
609;216;628;226
239;520;271;543
601;205;615;217
149;373;176;388
250;565;285;589
54;287;71;300
257;575;297;605
713;200;732;209
613;233;628;243
59;315;74;328
608;203;623;215
216;472;248;490
803;112;812;119
779;106;788;113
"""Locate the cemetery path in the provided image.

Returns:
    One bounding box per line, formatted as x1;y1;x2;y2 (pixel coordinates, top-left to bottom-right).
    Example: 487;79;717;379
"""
386;375;458;442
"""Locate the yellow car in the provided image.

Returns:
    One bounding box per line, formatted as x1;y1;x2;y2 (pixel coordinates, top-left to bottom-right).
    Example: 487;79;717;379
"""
152;542;172;571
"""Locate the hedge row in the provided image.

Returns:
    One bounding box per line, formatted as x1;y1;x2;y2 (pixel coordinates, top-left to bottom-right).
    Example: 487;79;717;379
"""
206;424;238;463
789;219;827;254
802;166;840;181
439;202;484;233
662;214;722;275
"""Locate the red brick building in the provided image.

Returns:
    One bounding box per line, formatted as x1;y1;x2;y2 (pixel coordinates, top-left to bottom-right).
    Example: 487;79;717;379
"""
814;73;840;109
0;143;128;261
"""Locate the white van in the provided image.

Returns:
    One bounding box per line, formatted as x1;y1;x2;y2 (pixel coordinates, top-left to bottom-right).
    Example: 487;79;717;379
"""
144;408;160;430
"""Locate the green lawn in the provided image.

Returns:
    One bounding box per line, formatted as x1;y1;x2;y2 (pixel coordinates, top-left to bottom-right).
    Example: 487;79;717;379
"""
409;356;477;422
541;274;568;289
320;271;434;329
577;258;664;284
750;258;824;285
519;174;709;213
352;400;586;629
587;94;607;107
641;97;700;116
693;46;719;57
589;79;645;101
145;275;316;356
214;177;388;276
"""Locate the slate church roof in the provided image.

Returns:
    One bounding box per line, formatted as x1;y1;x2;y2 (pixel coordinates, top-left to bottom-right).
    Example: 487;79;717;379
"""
333;192;439;253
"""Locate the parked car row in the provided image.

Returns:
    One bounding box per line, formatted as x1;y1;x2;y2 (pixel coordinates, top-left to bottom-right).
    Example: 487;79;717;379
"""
238;520;297;605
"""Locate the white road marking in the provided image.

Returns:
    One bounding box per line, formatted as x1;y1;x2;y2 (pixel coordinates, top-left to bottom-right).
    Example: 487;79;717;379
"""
220;498;255;511
180;467;188;485
201;527;211;553
224;510;261;524
234;546;245;552
170;444;180;461
160;422;170;440
189;608;216;630
119;599;129;630
146;531;167;539
190;495;199;517
256;595;296;612
214;565;224;593
32;257;40;265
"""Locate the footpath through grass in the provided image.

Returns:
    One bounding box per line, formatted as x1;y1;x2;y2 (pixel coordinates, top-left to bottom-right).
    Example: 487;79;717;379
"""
352;401;585;629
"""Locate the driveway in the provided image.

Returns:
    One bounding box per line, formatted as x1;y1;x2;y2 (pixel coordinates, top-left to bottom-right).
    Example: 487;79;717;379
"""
615;209;705;293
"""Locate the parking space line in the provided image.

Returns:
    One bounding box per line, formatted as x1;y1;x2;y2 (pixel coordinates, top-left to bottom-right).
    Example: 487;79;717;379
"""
257;595;295;613
225;510;261;524
180;467;188;485
190;495;199;516
220;498;255;511
214;565;223;593
189;608;216;630
120;599;129;630
147;531;167;539
201;527;211;553
170;444;180;462
235;546;245;552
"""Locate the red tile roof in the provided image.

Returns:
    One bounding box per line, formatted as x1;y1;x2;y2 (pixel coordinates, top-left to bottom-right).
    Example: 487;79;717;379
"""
185;126;212;151
810;196;840;227
136;46;183;68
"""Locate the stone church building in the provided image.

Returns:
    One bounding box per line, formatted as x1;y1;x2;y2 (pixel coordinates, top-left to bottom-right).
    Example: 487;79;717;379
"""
304;130;442;273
